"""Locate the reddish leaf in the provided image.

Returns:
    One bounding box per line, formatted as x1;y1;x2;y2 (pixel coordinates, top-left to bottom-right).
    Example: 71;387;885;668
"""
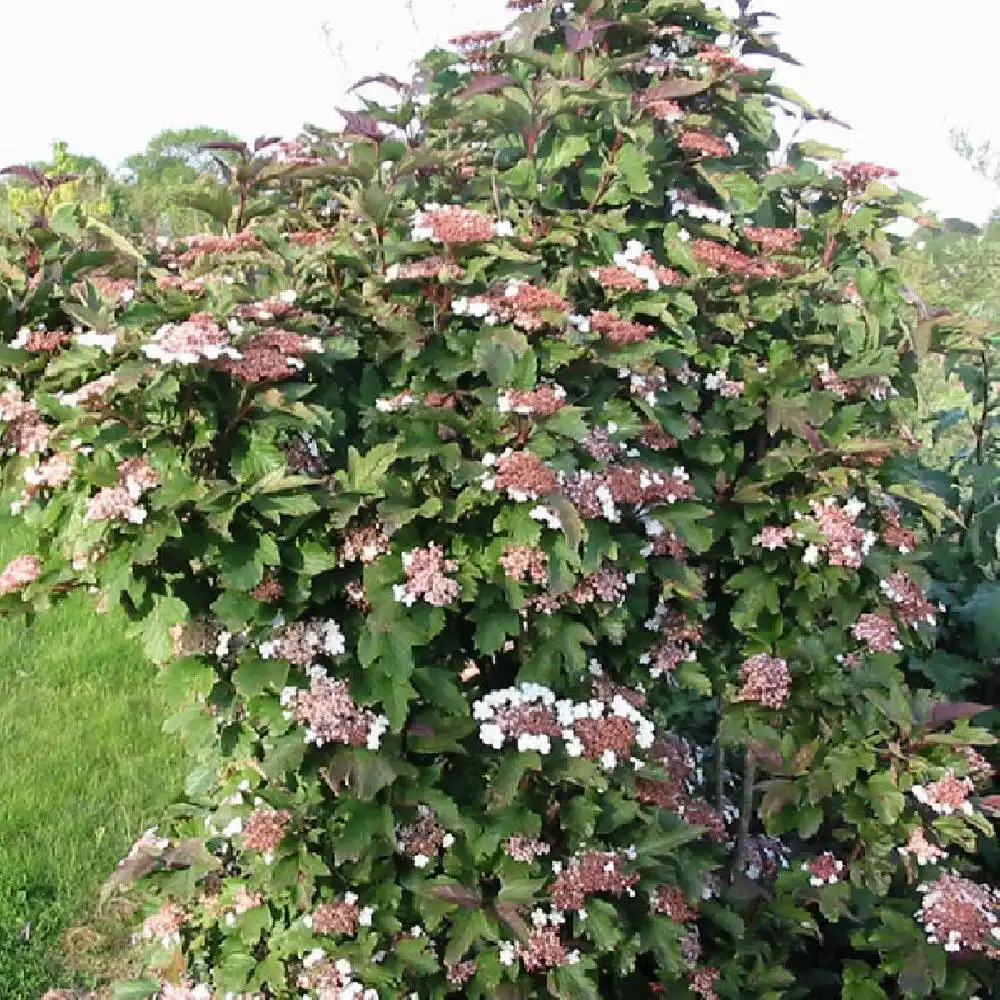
799;422;824;450
426;882;482;909
253;135;283;153
458;75;518;98
979;795;1000;815
337;108;385;140
199;141;249;160
749;741;784;772
564;26;595;51
928;701;992;729
350;73;410;94
47;173;80;189
496;903;531;941
644;77;716;102
0;165;45;187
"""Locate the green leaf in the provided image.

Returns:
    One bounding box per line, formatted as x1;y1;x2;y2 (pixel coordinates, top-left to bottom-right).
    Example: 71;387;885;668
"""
616;143;652;196
867;772;905;824
132;594;188;664
233;656;288;698
548;964;600;1000
111;980;160;1000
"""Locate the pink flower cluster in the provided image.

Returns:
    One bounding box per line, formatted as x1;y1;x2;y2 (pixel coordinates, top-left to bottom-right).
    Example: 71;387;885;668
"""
215;329;322;384
410;204;513;245
0;386;50;456
735;653;791;709
311;894;361;935
641;603;702;678
507;926;579;971
453;280;569;331
11;326;70;352
296;955;378;1000
61;373;119;407
281;668;388;751
752;525;794;550
689;966;721;1000
549;850;640;911
234;293;302;323
651;885;699;922
587;310;657;345
85;457;159;524
0;554;41;596
166;231;261;268
798;496;874;569
393;543;460;607
911;769;974;816
690;239;783;279
484;449;558;501
833;161;899;194
916;874;1000;956
143;313;239;365
385;256;464;282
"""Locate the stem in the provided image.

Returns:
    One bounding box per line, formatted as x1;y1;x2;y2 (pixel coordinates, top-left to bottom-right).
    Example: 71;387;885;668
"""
961;350;990;542
732;749;757;881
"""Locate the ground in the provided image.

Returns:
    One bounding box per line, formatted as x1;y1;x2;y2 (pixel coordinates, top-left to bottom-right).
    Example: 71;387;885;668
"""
0;517;184;998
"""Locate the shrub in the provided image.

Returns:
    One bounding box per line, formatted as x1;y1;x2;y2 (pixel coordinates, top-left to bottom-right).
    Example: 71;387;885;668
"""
3;1;998;998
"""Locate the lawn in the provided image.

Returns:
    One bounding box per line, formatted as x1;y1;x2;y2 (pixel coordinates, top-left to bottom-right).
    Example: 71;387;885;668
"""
0;517;185;998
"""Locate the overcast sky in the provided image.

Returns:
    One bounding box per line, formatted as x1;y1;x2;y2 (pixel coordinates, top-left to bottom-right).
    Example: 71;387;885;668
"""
2;0;997;223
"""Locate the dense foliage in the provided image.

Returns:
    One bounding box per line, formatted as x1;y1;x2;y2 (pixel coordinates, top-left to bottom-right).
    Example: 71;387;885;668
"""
1;2;997;999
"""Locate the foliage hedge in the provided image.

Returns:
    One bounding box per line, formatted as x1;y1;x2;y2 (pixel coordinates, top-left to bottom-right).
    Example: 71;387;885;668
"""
1;1;998;998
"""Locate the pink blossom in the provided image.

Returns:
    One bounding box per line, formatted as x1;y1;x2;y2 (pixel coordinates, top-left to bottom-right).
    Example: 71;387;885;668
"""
0;554;41;595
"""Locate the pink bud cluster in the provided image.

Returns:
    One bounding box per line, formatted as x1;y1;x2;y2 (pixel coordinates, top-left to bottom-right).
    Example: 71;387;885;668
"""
852;612;902;654
393;543;460;607
743;227;802;253
690;239;783;279
396;806;454;867
563;463;695;522
499;544;549;584
234;293;302;324
641;603;702;678
587;310;657;345
698;43;754;74
287;229;337;247
143;313;239;365
296;955;378;1000
497;384;567;416
506;836;551;862
311;895;360;935
165;231;261;268
640;422;678;451
339;521;393;566
960;746;995;784
215;329;322;384
833;161;899;194
911;769;974;816
509;926;580;972
651;885;699;922
899;827;948;866
385;256;464;282
916;874;1000;956
141;902;186;948
752;525;794;550
281;668;388;751
483;448;558;501
410;204;513;245
703;369;745;397
453;280;570;331
797;496;874;569
879;571;938;627
880;506;919;553
242;807;292;858
262;619;345;664
0;554;41;596
0;385;50;456
84;457;159;524
689;966;721;1000
803;852;843;886
11;326;70;352
60;373;119;407
735;653;791;709
549;850;640;911
680;131;733;158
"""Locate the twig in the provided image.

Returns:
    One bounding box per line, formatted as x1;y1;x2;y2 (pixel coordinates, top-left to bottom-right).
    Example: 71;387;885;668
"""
732;749;757;881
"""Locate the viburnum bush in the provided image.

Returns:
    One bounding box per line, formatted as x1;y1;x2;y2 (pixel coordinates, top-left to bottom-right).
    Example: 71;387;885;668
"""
2;1;998;998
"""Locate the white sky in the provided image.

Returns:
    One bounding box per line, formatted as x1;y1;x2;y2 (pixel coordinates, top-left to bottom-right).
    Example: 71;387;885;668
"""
1;0;997;223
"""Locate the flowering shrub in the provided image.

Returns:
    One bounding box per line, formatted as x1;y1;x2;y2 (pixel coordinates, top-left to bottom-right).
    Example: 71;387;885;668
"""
4;1;999;998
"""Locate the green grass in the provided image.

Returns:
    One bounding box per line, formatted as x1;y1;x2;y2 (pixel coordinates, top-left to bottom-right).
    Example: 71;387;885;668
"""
0;517;185;997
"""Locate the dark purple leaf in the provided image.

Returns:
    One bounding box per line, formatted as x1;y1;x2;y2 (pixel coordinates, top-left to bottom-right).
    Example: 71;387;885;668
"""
47;173;80;189
980;794;1000;815
253;135;282;153
350;73;410;94
927;701;992;729
337;108;385;140
496;903;531;941
799;422;824;450
199;141;249;160
0;165;45;187
407;723;435;738
426;883;482;908
564;26;594;51
458;74;518;98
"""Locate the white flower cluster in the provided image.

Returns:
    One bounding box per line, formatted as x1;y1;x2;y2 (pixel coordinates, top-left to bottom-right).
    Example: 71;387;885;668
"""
530;505;563;530
300;953;379;1000
142;323;241;365
76;330;118;353
617;366;670;405
472;683;655;769
568;313;591;334
609;239;668;290
451;296;497;324
375;391;416;412
260;619;345;660
667;188;732;227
